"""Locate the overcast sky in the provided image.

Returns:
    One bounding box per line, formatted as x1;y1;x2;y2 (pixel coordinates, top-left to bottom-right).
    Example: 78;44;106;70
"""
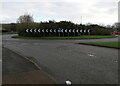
0;0;119;25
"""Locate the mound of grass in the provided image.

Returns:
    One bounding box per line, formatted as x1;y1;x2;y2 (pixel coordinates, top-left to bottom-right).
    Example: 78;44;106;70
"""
11;35;117;39
79;41;120;48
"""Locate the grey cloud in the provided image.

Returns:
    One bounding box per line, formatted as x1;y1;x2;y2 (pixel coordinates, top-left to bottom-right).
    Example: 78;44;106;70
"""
1;0;118;25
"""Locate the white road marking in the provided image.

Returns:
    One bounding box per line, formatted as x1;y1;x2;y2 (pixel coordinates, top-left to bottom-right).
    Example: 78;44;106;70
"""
89;54;94;57
88;53;96;57
0;60;2;62
66;80;72;85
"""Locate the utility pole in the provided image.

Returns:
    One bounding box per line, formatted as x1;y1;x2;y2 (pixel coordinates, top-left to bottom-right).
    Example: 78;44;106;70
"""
117;1;120;32
81;16;82;25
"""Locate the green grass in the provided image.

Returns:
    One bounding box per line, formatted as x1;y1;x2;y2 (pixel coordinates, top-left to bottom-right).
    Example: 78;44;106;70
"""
80;41;120;48
11;35;117;39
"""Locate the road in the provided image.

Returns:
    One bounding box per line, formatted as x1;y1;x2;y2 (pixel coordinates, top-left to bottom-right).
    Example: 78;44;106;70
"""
2;47;55;84
2;47;39;76
2;34;118;84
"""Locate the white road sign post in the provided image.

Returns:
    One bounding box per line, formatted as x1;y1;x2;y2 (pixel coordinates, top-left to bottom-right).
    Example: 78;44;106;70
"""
80;29;83;35
45;29;48;37
83;29;85;35
42;29;45;37
73;29;75;36
42;29;44;32
54;29;56;37
88;29;90;35
30;29;32;32
84;29;86;35
38;29;41;33
80;29;82;33
50;29;52;33
64;29;67;37
68;29;71;38
62;29;64;37
76;29;79;33
84;29;86;33
67;29;69;37
48;29;50;37
46;29;48;33
34;29;36;33
50;29;53;37
61;29;63;33
72;29;74;33
78;29;81;36
65;29;67;33
60;29;63;37
26;29;29;33
54;29;56;33
69;29;71;33
76;29;79;36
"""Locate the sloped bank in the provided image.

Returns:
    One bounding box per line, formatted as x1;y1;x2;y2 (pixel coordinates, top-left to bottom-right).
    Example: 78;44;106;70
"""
78;42;120;49
11;35;117;39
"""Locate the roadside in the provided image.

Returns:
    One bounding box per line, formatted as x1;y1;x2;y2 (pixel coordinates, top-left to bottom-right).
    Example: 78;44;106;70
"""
78;41;119;49
2;47;55;84
11;35;117;39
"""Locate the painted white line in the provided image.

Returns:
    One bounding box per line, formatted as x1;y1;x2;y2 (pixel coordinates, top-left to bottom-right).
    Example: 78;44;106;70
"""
89;54;94;57
88;53;94;57
0;60;2;62
88;53;96;57
66;80;72;85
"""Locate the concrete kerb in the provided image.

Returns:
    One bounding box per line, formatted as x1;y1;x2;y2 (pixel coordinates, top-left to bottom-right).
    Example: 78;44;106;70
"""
2;46;57;84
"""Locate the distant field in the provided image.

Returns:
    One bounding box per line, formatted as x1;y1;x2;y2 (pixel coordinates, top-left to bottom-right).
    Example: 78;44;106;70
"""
79;41;120;48
12;35;117;39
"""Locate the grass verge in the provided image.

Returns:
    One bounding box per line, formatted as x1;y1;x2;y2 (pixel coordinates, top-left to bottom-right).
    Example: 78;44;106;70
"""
79;41;120;49
12;35;117;39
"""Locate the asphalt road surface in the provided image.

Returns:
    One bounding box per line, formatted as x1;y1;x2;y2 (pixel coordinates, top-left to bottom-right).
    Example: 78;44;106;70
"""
2;47;55;84
2;47;39;76
2;34;118;84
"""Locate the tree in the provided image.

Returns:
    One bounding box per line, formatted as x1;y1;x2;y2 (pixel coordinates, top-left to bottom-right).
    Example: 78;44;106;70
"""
10;23;17;32
112;23;120;32
17;14;34;23
16;14;34;36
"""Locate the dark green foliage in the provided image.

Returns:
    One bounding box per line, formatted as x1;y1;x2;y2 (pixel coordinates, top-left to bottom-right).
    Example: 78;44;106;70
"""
2;29;9;33
2;23;17;32
87;24;111;35
90;28;111;35
17;21;111;37
2;19;111;36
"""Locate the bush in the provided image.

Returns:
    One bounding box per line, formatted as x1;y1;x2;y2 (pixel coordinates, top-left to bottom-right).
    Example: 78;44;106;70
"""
90;28;111;35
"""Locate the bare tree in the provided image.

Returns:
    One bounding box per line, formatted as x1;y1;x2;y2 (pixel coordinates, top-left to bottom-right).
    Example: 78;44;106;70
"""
112;23;120;32
16;14;34;36
17;14;34;23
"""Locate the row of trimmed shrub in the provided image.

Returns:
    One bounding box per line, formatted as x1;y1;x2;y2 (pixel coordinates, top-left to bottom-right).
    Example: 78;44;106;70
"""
17;21;111;37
